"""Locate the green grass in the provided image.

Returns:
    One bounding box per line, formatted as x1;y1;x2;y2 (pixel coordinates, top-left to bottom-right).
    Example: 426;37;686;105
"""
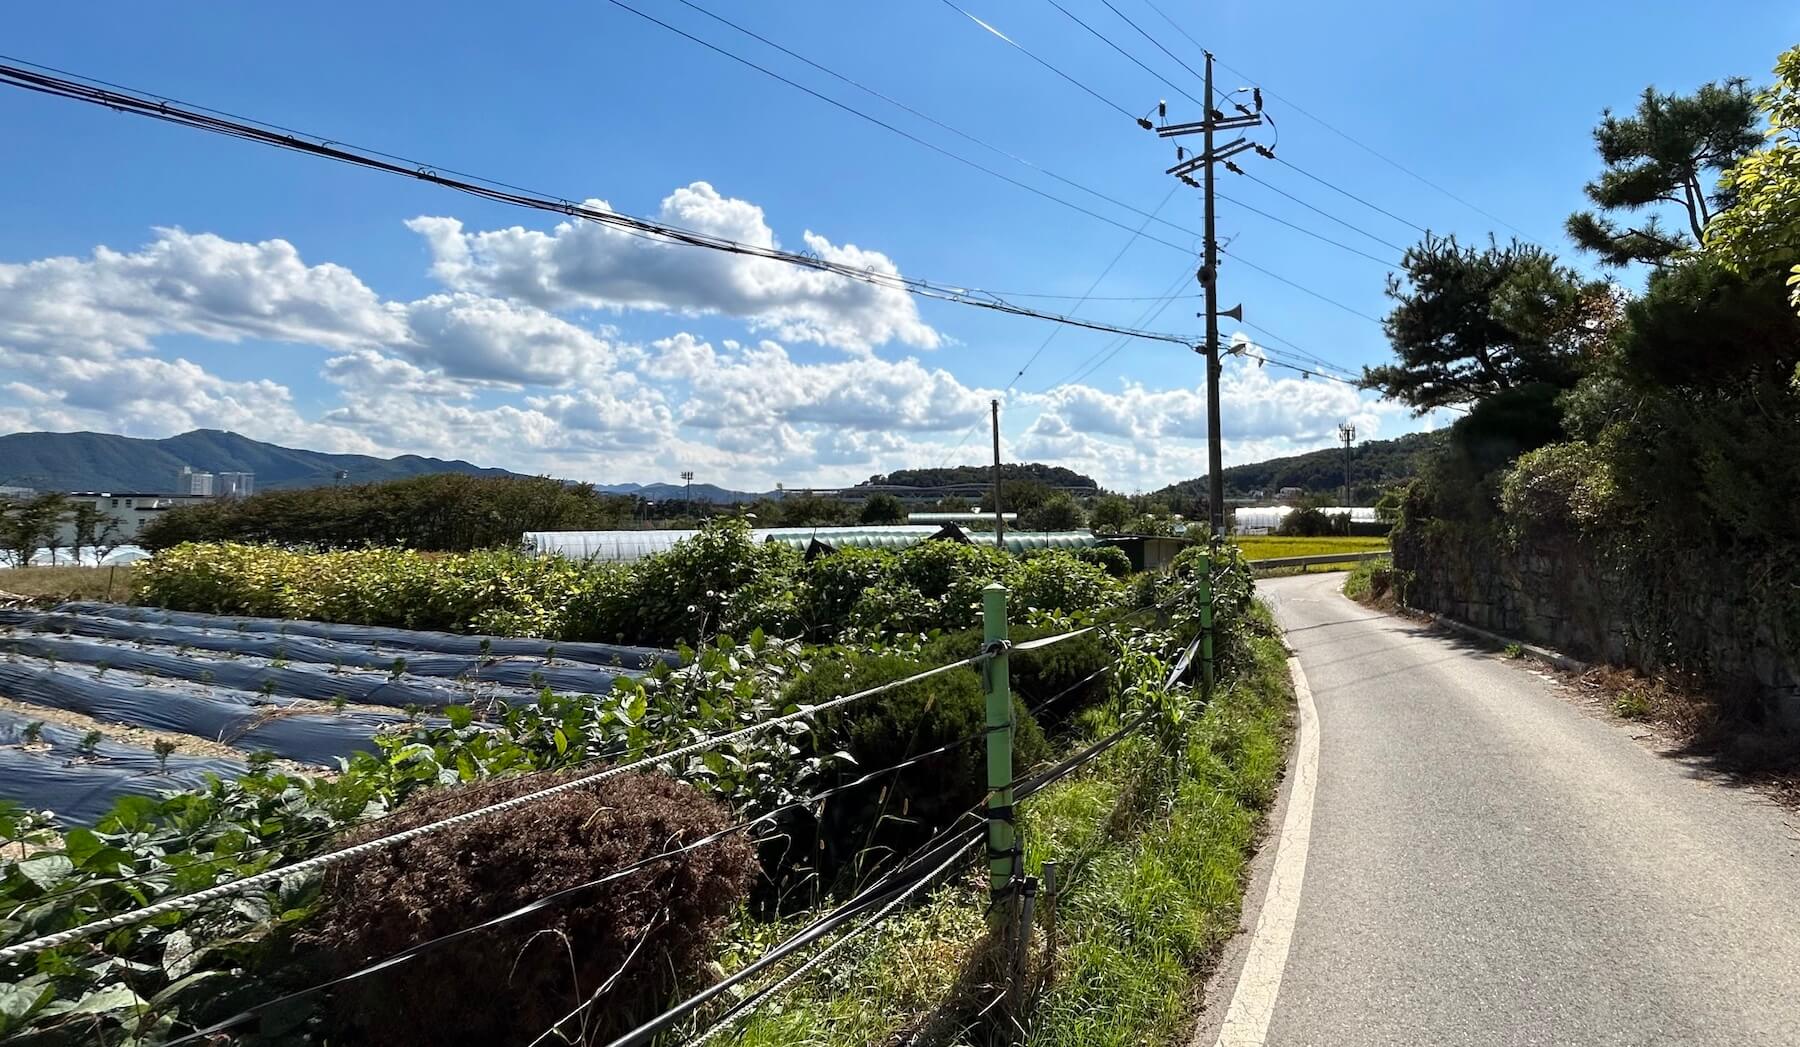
0;565;134;603
1231;535;1389;566
731;609;1295;1046
1341;555;1394;604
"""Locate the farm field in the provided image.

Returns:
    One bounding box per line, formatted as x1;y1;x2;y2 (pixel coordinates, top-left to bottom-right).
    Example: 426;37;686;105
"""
0;565;134;604
1231;535;1390;563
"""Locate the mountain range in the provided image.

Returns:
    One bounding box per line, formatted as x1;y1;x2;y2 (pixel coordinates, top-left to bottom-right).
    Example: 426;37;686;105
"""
0;427;1441;504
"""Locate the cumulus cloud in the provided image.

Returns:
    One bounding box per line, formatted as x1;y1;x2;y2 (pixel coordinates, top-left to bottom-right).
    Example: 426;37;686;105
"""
664;337;990;433
406;182;940;352
398;293;632;386
0;228;405;359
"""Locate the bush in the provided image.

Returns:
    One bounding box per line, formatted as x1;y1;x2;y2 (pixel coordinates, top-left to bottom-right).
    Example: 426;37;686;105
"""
1498;440;1618;540
140;473;636;552
788;651;1047;885
1276;506;1336;537
1072;544;1132;578
311;770;754;1046
1008;552;1123;615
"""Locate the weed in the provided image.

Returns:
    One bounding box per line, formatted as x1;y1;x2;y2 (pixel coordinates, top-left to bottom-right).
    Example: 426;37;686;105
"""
153;739;177;775
198;669;214;686
330;694;349;711
390;656;408;679
1613;686;1653;720
77;730;103;759
1504;643;1525;660
247;749;277;773
260;680;278;698
270;657;289;670
22;721;45;746
93;661;110;678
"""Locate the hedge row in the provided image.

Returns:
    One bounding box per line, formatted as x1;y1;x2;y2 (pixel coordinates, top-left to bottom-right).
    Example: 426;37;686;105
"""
133;523;1127;647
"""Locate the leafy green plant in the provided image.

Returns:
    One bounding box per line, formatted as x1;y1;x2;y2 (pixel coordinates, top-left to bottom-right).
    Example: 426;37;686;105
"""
21;721;44;746
76;730;102;759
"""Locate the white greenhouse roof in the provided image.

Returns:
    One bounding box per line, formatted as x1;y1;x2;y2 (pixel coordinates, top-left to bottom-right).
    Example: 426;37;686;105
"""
1231;506;1380;534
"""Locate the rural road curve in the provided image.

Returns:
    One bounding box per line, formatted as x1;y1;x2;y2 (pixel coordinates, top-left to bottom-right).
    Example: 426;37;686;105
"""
1221;571;1800;1047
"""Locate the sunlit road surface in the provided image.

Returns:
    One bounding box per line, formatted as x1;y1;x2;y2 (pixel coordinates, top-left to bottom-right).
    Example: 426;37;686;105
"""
1231;572;1800;1047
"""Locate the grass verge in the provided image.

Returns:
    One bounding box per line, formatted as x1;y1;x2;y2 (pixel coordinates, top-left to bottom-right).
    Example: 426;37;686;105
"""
728;606;1294;1046
0;565;134;604
1341;555;1396;609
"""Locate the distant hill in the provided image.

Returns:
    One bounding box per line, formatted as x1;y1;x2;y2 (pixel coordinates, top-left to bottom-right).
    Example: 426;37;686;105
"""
1154;430;1447;505
860;463;1099;490
592;481;761;504
0;429;522;493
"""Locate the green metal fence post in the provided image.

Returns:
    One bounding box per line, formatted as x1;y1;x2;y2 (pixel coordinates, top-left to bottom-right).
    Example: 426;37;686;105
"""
981;582;1015;910
1198;549;1216;697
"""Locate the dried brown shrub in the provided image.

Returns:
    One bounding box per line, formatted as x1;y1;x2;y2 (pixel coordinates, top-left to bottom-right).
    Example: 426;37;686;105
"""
309;769;755;1046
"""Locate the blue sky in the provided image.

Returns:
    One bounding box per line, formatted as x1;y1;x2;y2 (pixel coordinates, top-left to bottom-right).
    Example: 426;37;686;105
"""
2;1;1793;491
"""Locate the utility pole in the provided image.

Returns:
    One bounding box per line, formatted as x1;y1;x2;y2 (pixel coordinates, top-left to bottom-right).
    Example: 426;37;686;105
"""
1338;423;1356;505
990;398;1006;550
1150;54;1265;537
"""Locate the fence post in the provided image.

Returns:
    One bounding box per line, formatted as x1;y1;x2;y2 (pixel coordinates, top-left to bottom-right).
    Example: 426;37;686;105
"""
1198;549;1215;697
981;582;1015;913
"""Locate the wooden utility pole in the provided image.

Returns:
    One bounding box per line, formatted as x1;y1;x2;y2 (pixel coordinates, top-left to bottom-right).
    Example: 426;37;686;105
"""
990;399;1006;549
1152;54;1265;537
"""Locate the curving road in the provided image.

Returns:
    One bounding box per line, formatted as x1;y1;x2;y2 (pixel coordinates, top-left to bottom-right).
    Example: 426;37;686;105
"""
1211;571;1800;1047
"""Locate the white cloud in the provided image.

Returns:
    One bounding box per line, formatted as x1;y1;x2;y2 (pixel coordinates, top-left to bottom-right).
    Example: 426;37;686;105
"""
398;293;632;387
406;181;940;353
0;228;404;360
669;337;990;434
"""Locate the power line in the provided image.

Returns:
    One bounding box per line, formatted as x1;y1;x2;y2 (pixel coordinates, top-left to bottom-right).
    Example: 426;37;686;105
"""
1234;167;1410;253
161;726;1002;1046
0;650;984;962
936;0;1140;121
1050;265;1197;390
0;59;1201;350
1038;0;1204;108
1134;0;1540;243
1219;246;1384;324
1274;155;1429;236
666;0;1391;270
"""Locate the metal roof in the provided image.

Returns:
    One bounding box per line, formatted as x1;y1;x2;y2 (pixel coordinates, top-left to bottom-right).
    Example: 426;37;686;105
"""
524;525;952;563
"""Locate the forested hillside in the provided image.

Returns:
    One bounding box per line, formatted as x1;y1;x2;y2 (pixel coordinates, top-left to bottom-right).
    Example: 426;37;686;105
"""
862;463;1098;489
1154;430;1445;506
0;429;519;492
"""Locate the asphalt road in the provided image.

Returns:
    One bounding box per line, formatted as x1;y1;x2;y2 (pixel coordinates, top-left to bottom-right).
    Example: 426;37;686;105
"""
1241;571;1800;1047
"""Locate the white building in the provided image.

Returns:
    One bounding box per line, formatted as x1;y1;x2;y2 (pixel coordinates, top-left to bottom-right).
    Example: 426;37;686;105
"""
176;467;214;496
52;492;213;548
216;471;255;497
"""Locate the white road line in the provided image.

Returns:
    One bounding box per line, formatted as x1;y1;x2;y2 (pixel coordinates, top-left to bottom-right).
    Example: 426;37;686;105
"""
1214;655;1320;1047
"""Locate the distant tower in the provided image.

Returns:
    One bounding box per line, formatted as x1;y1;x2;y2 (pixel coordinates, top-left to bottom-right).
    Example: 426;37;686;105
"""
176;466;215;497
216;471;255;498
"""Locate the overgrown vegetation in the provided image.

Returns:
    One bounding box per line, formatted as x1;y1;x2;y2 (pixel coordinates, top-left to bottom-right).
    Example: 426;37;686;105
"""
3;523;1244;1044
1383;46;1800;713
0;565;134;604
138;473;638;552
732;596;1291;1046
134;524;1125;649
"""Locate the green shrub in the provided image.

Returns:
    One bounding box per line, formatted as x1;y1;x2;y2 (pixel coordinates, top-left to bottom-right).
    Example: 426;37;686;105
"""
788;650;1048;886
1009;552;1123;615
1073;544;1132;578
1498;440;1619;540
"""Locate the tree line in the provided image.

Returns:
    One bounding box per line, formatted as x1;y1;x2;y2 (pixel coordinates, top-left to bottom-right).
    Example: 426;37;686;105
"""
1373;47;1799;698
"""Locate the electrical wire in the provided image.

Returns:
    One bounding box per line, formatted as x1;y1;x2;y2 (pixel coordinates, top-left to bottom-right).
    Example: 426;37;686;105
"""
1037;0;1205;109
936;0;1139;121
1274;155;1430;236
1133;0;1538;243
1048;266;1197;390
0;653;984;962
0;59;1202;349
156;726;999;1045
1235;168;1410;253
